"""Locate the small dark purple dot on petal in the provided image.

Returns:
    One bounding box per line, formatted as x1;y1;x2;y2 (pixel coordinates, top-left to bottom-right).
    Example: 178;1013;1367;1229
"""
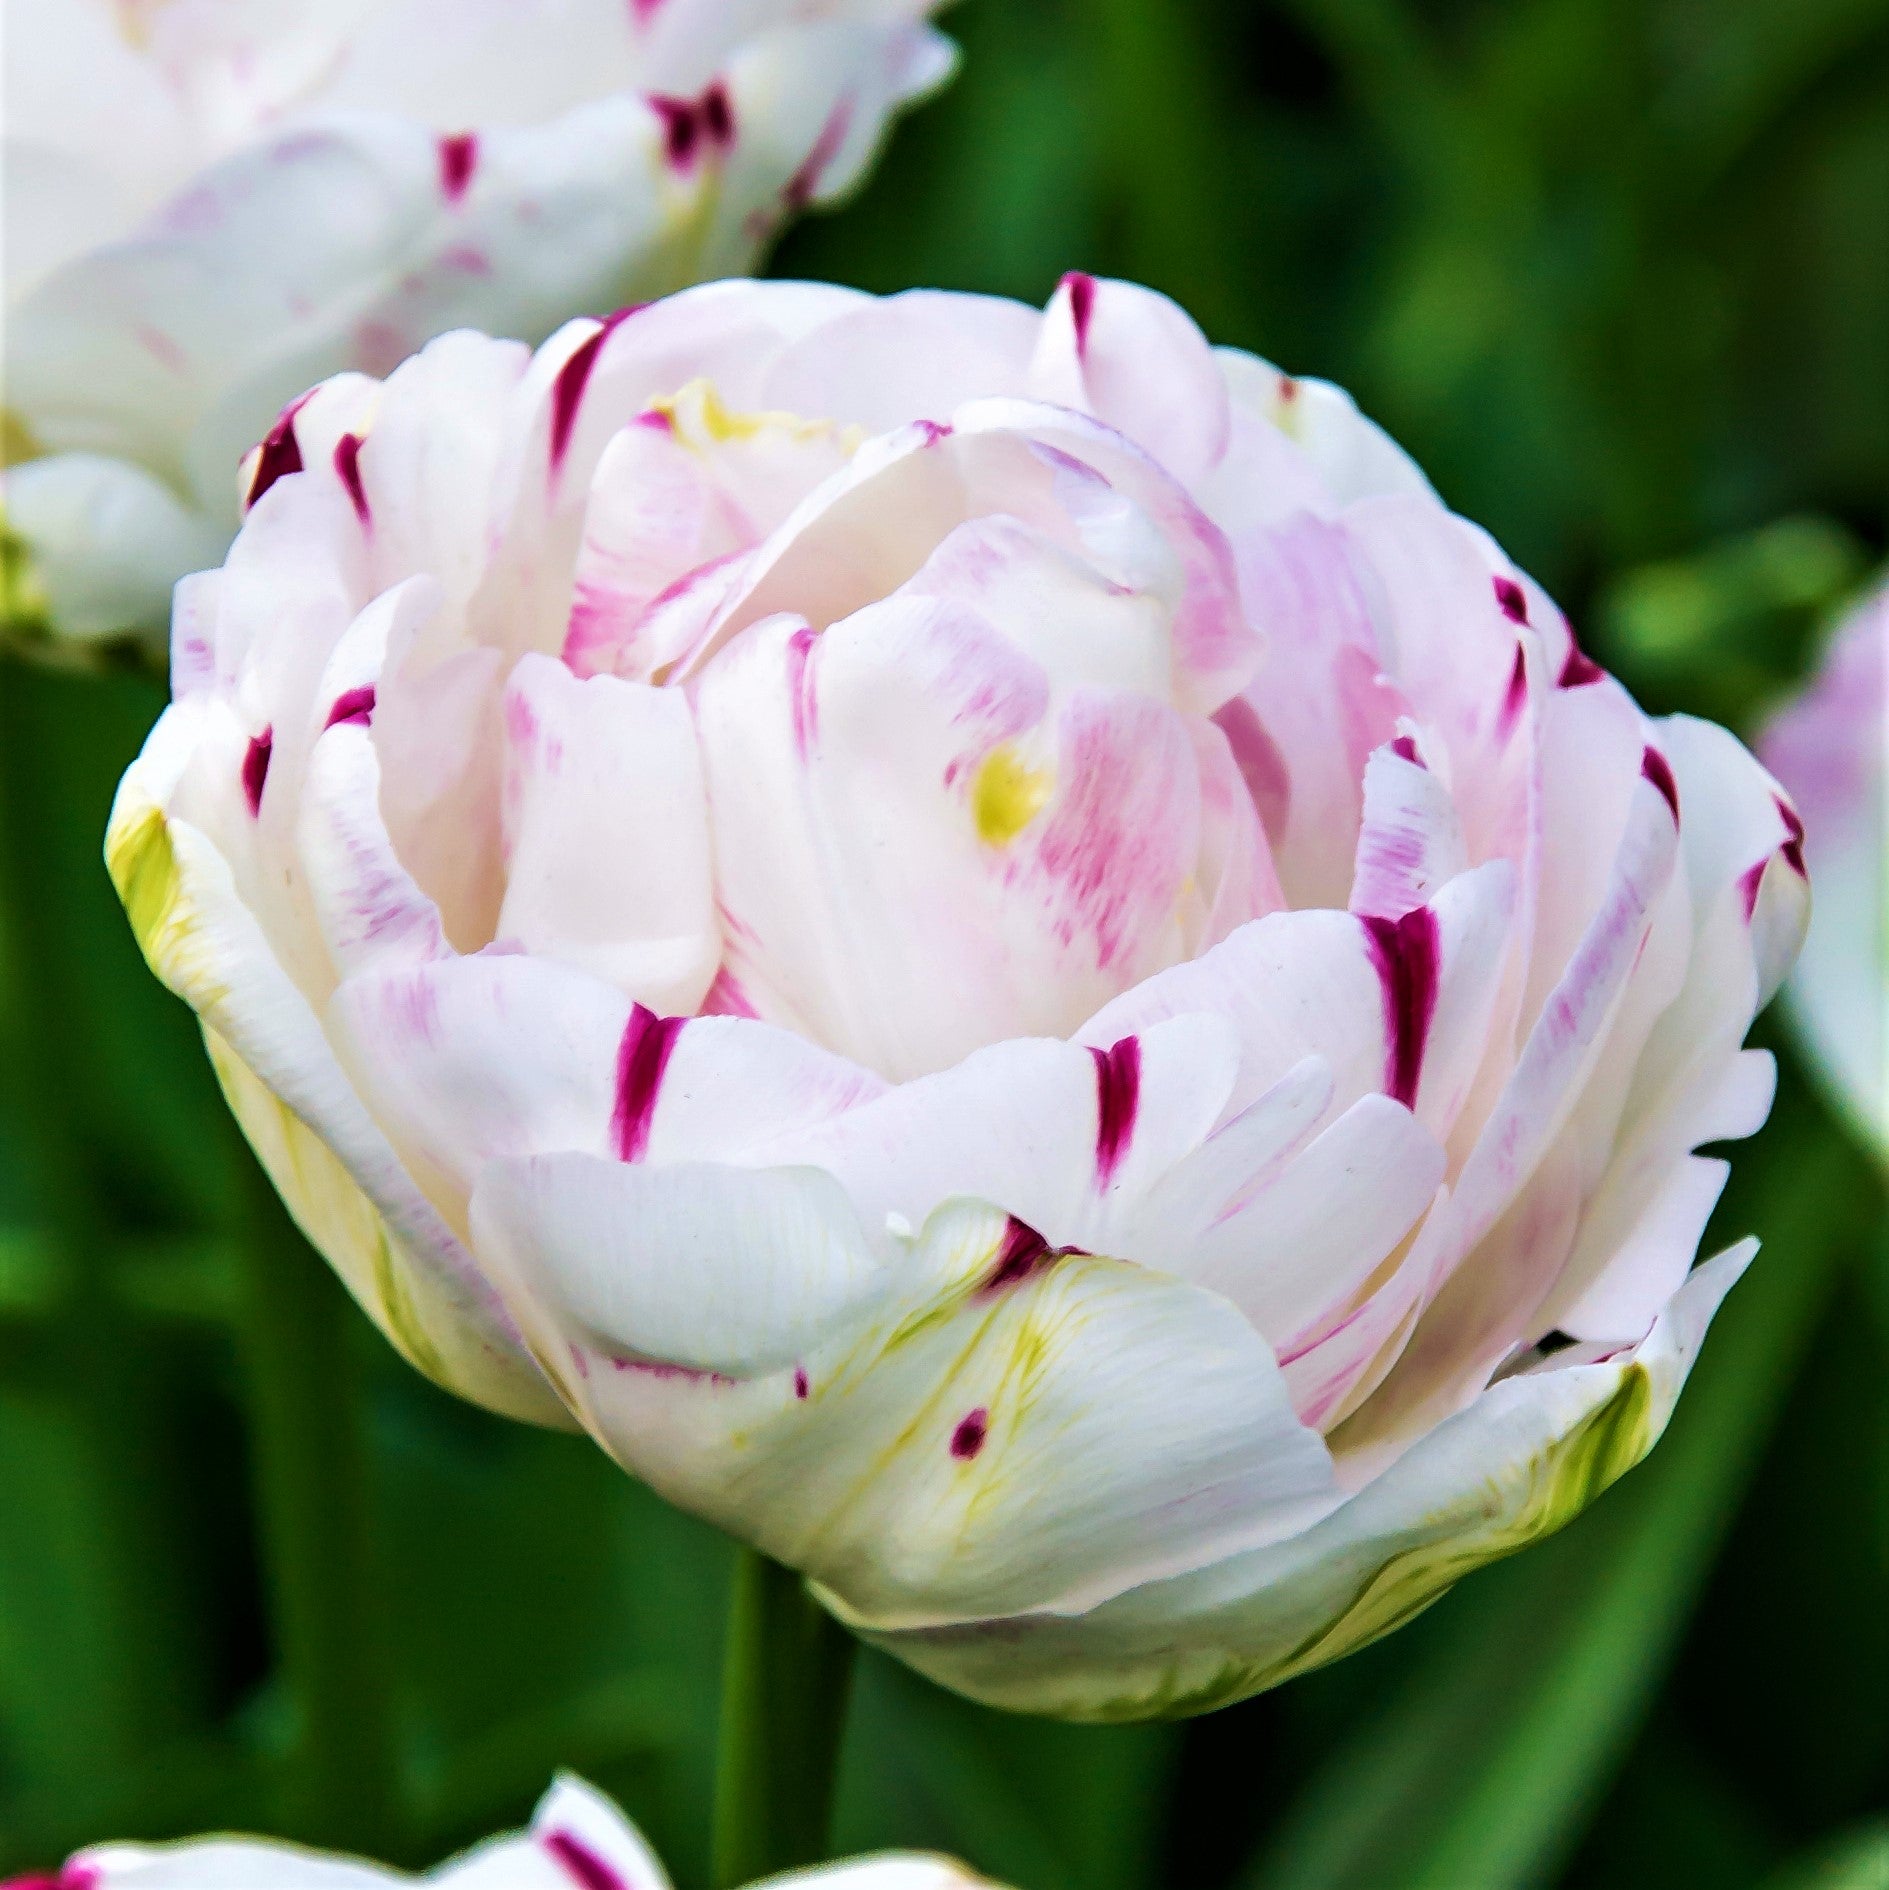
950;1408;988;1460
1493;576;1528;624
794;1368;809;1400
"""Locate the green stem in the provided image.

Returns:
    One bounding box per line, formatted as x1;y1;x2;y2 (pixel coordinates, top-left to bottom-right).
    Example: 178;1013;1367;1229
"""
234;1135;403;1852
711;1546;857;1886
0;659;207;1774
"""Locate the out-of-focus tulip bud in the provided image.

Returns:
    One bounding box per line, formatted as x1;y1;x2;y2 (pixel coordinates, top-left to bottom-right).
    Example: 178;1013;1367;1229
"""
1760;582;1886;1158
11;1774;998;1887
108;275;1807;1719
0;0;952;654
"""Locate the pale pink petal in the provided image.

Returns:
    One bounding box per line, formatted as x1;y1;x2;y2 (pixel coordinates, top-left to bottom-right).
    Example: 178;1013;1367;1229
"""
496;652;719;1013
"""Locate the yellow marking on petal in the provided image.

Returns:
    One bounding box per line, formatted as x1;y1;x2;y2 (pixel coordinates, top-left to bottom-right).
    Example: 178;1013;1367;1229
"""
104;797;221;1002
1;408;43;469
648;378;863;456
0;508;49;648
972;744;1053;846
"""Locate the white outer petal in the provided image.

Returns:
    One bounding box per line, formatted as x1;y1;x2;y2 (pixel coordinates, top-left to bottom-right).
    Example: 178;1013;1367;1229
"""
107;710;560;1425
1;452;225;643
858;1242;1749;1719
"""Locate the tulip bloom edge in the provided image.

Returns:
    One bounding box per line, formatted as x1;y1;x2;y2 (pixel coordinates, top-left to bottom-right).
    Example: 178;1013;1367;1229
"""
102;275;1807;1720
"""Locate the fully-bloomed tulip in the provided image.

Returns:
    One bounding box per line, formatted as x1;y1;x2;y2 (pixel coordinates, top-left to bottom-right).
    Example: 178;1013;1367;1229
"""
0;0;950;651
108;275;1809;1719
1760;583;1885;1158
13;1775;996;1888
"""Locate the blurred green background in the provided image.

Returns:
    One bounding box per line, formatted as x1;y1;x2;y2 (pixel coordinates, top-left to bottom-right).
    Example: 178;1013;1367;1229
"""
2;0;1886;1884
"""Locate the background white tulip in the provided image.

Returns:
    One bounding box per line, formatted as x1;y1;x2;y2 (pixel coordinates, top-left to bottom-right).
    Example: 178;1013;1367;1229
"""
0;0;952;650
48;1774;996;1888
1759;583;1887;1160
108;275;1807;1719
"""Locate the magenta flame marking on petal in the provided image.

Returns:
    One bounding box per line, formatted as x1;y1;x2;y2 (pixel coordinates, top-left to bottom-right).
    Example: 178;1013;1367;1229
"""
1558;641;1607;688
548;308;636;477
980;1216;1077;1295
542;1829;626;1890
325;684;377;729
950;1408;989;1460
1090;1035;1141;1186
794;1367;809;1400
611;1005;685;1162
650;93;699;166
786;624;819;758
629;0;665;22
1738;858;1767;921
333;432;369;523
1062;271;1097;353
437;131;478;202
241;726;273;817
1214;696;1292;837
135;322;187;374
609;1354;735;1385
1493;575;1529;624
566;1342;591;1381
1641;746;1680;820
1362;906;1441;1109
1499;641;1529;739
1390;734;1422;766
701;80;734;146
698;964;759;1018
4;1874;70;1890
244;393;311;509
783;95;853;209
1774;793;1807;875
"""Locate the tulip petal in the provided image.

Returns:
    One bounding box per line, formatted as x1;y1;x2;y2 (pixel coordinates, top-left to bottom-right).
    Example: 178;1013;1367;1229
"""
330;954;884;1219
857;1241;1746;1718
108;730;560;1424
0;451;226;643
695;594;1206;1077
473;1177;1338;1625
495;652;719;1011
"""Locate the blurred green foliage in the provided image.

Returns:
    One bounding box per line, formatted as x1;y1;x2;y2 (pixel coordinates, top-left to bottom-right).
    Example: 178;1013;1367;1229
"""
2;0;1886;1884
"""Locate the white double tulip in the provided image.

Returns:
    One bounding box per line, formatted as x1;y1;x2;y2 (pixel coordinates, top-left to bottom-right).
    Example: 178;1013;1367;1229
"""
110;275;1806;1718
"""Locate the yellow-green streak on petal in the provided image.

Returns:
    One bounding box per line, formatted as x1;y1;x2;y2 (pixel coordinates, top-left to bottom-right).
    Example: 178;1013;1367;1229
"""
650;377;859;454
105;798;232;1010
1;408;43;469
1138;1363;1659;1721
205;1026;451;1394
972;744;1053;846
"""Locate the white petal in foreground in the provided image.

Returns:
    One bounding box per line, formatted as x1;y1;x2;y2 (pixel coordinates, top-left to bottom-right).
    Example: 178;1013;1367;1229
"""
60;1771;999;1887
